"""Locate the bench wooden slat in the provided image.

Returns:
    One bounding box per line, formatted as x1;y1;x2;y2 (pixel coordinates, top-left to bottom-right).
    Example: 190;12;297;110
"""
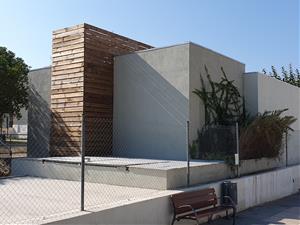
170;188;236;225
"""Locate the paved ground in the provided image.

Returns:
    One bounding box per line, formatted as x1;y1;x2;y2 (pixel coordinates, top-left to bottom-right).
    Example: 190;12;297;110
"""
0;176;167;224
202;193;300;225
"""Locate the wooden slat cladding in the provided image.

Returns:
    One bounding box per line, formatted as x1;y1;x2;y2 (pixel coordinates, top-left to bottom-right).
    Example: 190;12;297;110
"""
50;24;85;156
50;23;152;156
83;24;151;156
83;23;151;116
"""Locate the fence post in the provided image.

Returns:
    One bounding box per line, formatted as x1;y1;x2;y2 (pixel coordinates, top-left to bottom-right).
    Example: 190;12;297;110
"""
285;131;288;167
235;122;240;177
80;114;85;211
186;121;190;187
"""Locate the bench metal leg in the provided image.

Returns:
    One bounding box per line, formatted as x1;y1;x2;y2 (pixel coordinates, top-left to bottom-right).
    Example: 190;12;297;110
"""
232;208;236;225
170;215;176;225
226;209;229;219
208;215;213;224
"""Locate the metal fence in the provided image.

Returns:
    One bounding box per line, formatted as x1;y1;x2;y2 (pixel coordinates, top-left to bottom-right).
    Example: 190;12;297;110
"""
1;115;294;224
80;115;189;210
0;115;189;224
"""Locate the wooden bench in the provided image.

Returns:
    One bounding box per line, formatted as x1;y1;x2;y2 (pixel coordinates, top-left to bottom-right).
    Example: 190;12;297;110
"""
170;188;236;225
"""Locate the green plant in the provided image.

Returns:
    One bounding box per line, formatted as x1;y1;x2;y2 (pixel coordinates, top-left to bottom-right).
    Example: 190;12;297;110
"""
240;109;296;160
192;66;247;166
193;66;247;126
263;64;300;87
188;141;198;159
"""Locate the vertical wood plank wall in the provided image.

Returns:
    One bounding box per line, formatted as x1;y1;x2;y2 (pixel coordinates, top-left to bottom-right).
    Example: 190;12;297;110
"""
50;23;152;156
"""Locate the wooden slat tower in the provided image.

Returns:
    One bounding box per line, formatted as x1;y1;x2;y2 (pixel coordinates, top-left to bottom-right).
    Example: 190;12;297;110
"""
50;24;152;156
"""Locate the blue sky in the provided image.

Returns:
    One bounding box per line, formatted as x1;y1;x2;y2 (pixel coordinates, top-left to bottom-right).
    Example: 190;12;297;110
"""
1;0;299;72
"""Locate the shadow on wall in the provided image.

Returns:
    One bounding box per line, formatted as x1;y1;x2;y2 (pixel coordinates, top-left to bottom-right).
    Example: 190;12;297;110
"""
28;79;82;157
50;112;82;157
113;54;189;160
27;87;51;157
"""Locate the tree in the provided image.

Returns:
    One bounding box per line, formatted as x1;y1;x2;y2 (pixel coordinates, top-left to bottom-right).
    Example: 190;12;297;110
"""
262;64;300;87
0;47;30;129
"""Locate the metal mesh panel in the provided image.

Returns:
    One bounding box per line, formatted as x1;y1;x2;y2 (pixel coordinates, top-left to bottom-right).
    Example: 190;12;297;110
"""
0;114;188;224
193;125;237;160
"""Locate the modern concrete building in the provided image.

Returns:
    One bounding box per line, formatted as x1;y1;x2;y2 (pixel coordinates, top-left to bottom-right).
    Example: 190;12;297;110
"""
113;42;300;162
4;23;300;225
24;24;299;166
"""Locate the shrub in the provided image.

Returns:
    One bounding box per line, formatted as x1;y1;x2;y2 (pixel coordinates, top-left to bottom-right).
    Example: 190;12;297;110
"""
240;109;296;159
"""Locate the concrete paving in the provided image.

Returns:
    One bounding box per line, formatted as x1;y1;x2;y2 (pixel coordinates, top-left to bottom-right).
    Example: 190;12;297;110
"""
182;193;300;225
0;176;167;224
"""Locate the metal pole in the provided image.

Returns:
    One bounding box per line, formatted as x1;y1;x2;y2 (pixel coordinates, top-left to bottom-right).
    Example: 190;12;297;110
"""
285;131;288;167
186;121;190;187
6;116;8;139
80;114;85;211
235;122;240;177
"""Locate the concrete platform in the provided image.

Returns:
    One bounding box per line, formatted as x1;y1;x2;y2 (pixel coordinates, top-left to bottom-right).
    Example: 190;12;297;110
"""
11;157;231;189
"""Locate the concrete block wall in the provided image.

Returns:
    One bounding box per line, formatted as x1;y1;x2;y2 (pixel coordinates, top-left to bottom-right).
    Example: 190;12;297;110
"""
27;67;52;157
244;73;300;165
113;44;190;160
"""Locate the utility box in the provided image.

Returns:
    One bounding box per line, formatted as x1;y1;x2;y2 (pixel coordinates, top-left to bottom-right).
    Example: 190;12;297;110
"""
221;181;237;205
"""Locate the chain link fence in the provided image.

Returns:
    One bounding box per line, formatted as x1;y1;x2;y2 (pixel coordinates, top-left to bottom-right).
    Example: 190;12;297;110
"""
191;125;238;160
0;114;188;224
1;114;296;224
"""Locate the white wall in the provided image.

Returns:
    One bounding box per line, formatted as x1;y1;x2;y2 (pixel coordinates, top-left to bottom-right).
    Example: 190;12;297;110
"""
113;44;189;160
244;73;300;165
46;165;300;225
113;43;246;160
189;43;245;141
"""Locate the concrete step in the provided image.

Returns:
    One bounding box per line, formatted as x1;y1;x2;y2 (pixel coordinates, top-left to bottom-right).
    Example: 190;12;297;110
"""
11;157;231;190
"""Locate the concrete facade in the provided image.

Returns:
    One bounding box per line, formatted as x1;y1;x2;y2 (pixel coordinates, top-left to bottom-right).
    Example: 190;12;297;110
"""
189;43;245;141
244;73;300;165
27;67;52;157
113;44;190;160
113;43;245;160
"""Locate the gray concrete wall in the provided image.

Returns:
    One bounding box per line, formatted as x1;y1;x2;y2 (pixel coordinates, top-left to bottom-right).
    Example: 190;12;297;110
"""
113;44;189;160
113;43;246;160
27;67;51;157
244;73;300;165
189;43;246;142
46;164;300;225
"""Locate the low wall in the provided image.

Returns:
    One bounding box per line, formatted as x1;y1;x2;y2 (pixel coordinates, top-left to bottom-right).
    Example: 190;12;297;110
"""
239;157;284;175
11;158;232;190
45;165;300;225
